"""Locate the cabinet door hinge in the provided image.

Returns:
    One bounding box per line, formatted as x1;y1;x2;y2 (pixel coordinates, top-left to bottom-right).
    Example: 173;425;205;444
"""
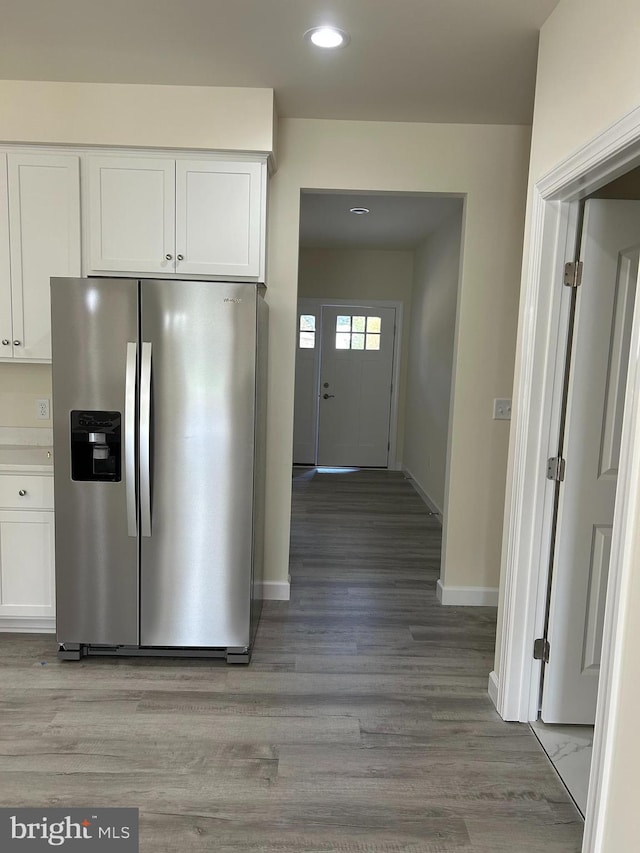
533;638;550;663
546;456;566;482
564;261;583;288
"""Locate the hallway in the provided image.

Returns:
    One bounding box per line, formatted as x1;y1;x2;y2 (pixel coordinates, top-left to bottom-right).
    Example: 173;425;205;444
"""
280;467;584;850
0;469;584;851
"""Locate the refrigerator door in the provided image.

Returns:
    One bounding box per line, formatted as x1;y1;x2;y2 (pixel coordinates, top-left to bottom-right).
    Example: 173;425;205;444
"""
140;280;257;647
51;277;139;645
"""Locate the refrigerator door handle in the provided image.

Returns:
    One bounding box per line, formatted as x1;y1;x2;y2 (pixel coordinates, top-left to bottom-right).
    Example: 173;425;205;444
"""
125;342;137;537
140;341;153;537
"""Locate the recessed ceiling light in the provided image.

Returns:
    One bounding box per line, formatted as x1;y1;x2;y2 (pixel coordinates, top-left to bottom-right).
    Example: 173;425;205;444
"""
304;26;350;49
350;207;370;215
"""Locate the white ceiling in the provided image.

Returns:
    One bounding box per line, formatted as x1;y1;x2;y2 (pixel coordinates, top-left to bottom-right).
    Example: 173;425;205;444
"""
0;0;560;125
299;192;463;249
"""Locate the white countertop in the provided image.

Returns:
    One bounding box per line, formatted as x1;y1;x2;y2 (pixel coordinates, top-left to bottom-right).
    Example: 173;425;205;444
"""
0;445;54;473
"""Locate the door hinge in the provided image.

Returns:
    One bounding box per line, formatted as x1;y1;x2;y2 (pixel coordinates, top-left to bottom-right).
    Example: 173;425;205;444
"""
564;261;583;288
533;637;550;663
546;456;566;482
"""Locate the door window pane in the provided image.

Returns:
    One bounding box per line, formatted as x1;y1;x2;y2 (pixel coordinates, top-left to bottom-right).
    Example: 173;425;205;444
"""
334;313;384;350
299;313;317;348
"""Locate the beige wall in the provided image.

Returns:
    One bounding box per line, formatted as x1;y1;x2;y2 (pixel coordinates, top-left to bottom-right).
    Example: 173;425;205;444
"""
0;364;52;428
268;118;529;591
403;211;462;514
298;247;413;302
297;247;413;462
529;0;640;183
0;80;275;155
494;0;640;846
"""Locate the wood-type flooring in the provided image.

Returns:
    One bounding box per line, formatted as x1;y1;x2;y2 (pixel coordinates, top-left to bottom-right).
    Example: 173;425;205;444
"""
0;468;583;851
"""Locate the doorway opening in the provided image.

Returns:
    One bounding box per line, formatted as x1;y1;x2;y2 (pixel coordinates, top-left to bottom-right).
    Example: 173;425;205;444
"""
496;106;640;851
292;189;463;484
531;173;640;816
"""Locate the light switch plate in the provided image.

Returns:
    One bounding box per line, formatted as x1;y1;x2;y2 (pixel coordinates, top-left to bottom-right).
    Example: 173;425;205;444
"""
493;398;512;420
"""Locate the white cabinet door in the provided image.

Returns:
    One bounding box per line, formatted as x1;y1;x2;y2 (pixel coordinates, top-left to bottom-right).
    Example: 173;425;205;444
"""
176;160;264;278
0;155;13;358
0;510;55;620
88;156;176;275
8;153;81;360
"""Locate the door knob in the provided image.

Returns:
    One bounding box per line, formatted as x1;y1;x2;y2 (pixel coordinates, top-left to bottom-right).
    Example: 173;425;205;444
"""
18;490;26;496
1;339;9;345
177;254;184;261
13;340;21;346
165;253;173;261
323;393;335;399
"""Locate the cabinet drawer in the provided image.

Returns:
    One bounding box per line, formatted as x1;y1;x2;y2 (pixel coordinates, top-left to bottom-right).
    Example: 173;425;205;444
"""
0;475;54;509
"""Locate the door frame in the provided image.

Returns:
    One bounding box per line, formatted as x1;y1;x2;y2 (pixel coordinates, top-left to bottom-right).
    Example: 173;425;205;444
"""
295;297;404;469
495;103;640;852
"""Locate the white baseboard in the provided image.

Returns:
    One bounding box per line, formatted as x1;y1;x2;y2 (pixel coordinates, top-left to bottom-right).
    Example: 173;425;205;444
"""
402;466;443;522
436;580;499;607
260;580;290;601
0;617;56;633
488;670;499;709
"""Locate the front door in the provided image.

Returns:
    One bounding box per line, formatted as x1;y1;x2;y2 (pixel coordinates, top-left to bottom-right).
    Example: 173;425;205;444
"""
542;200;640;723
317;305;396;467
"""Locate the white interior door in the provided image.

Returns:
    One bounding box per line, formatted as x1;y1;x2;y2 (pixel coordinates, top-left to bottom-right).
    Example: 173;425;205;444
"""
542;199;640;724
317;305;396;467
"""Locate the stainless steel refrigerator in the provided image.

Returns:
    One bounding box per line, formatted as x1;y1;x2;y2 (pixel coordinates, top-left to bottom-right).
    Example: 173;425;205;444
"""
50;277;267;663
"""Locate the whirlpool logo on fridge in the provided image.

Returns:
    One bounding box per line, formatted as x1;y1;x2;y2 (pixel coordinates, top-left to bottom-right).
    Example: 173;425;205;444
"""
1;809;138;851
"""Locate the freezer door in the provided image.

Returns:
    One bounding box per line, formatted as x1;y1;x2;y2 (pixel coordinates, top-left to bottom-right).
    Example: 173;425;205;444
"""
140;280;257;647
51;277;139;645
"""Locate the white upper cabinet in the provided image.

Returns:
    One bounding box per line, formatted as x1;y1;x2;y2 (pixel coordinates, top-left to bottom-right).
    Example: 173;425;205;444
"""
176;160;264;278
88;157;176;275
0;156;12;358
87;155;266;280
2;153;80;361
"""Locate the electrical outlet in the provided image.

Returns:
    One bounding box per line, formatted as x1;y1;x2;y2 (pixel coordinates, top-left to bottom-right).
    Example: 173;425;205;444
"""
493;398;512;420
36;398;50;420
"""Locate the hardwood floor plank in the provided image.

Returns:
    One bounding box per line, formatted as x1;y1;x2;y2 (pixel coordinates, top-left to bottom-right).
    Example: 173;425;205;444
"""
0;468;583;850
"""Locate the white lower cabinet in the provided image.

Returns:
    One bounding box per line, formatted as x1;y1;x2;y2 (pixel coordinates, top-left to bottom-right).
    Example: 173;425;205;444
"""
0;474;55;631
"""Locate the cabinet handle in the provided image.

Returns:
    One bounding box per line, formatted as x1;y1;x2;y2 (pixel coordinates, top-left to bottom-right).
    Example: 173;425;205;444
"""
177;254;184;261
1;339;9;346
18;489;26;496
13;340;21;346
165;254;173;261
